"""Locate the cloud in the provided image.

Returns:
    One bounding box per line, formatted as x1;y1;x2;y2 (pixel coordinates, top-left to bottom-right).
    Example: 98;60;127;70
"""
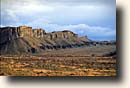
1;0;54;16
1;0;115;26
1;9;20;26
33;23;116;40
0;25;6;27
2;0;115;6
1;0;116;40
41;0;115;6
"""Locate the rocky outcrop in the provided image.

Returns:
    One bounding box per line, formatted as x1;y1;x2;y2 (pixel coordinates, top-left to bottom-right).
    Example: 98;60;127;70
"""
0;27;17;44
0;26;91;54
0;26;116;55
0;26;32;43
79;36;89;41
45;30;78;39
0;26;81;40
33;29;46;38
17;26;33;37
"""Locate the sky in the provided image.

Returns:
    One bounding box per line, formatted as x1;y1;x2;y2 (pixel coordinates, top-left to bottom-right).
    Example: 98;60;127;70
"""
0;0;116;40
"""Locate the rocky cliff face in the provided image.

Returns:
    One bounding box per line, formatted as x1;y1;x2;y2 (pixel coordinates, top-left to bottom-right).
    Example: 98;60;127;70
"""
0;26;90;54
0;26;79;40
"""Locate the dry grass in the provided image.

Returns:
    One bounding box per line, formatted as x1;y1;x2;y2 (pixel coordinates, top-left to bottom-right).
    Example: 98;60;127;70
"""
0;45;116;76
0;56;116;76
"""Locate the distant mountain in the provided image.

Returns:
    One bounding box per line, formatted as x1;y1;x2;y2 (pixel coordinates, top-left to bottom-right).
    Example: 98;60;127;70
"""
0;26;90;55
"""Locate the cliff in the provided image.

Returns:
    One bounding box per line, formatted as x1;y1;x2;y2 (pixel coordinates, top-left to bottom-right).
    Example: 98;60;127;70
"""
0;26;90;54
0;26;80;40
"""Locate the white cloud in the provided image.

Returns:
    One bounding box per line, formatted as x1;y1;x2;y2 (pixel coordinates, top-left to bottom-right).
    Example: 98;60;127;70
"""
14;4;54;15
0;25;5;27
1;0;116;40
2;0;54;16
35;23;116;40
1;0;115;25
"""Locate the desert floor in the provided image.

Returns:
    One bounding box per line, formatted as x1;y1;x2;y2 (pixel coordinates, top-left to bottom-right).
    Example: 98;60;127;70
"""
0;45;116;76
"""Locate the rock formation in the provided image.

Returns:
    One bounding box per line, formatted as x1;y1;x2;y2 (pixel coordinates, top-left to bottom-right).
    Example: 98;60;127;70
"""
0;26;80;40
0;26;115;55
